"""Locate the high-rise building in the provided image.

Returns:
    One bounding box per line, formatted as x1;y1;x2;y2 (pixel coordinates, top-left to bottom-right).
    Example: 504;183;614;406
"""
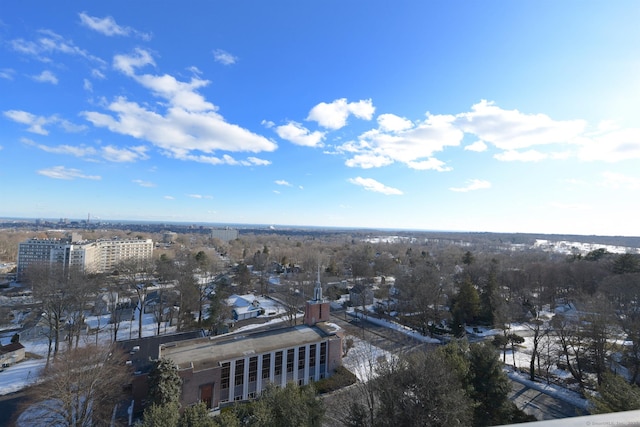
17;235;153;281
210;228;238;242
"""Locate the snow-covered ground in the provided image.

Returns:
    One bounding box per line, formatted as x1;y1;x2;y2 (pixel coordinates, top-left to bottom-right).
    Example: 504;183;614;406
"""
0;293;290;396
1;295;590;414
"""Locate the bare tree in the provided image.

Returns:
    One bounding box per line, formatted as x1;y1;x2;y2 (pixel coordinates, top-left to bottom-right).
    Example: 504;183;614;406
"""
18;344;130;427
552;312;589;389
173;252;200;331
64;270;99;350
116;258;156;339
27;263;76;364
527;315;550;381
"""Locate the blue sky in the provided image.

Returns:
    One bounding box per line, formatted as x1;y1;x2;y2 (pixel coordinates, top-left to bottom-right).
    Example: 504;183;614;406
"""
2;2;640;236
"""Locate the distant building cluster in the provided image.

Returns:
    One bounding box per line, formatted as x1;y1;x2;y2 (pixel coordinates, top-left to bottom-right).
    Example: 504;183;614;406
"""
17;234;153;280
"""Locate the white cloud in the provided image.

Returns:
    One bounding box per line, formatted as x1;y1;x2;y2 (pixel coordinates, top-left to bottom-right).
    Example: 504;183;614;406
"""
345;154;394;169
377;113;412;132
247;157;271;166
58;120;87;133
83;79;93;92
132;179;155;187
4;110;56;135
275;180;292;186
37;166;101;180
113;48;155;76
10;29;105;65
79;12;151;40
600;171;640;190
307;98;375;130
275;121;325;147
494;149;547;162
173;153;270;166
578;128;640;162
455;100;586;150
91;69;106;79
348;177;403;195
464;140;488;152
32;70;58;84
164;195;175;200
213;49;237;65
187;194;212;199
407;158;452;171
449;179;491;192
0;68;15;80
83;50;277;164
102;145;149;162
23;138;148;163
23;139;97;157
339;112;463;170
261;120;275;128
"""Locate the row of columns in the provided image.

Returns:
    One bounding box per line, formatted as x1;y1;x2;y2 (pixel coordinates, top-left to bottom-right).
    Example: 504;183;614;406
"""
225;342;325;403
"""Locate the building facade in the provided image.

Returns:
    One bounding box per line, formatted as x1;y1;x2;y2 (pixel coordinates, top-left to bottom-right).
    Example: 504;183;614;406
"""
162;323;343;410
209;228;238;242
17;236;153;280
120;275;342;414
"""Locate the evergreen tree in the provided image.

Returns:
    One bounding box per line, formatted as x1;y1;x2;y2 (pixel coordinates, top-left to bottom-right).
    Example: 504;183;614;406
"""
374;350;473;427
451;276;480;335
612;253;640;274
137;402;180;427
148;358;183;406
468;343;512;427
479;260;501;326
179;402;215;427
219;382;324;427
589;372;640;413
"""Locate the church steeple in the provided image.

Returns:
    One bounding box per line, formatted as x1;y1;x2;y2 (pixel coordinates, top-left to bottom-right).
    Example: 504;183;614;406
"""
304;264;330;326
313;266;323;301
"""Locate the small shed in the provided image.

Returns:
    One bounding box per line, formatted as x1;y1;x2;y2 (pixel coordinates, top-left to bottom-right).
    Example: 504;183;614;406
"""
0;342;25;367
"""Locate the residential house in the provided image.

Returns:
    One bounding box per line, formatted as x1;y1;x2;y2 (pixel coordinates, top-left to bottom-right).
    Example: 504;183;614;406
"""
349;284;374;307
0;342;25;367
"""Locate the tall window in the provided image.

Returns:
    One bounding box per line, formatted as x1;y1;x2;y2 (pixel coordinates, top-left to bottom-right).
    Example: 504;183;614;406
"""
262;353;271;379
320;342;326;365
274;351;283;376
249;356;258;382
309;344;316;368
298;346;306;370
221;362;230;389
286;349;294;373
235;359;244;386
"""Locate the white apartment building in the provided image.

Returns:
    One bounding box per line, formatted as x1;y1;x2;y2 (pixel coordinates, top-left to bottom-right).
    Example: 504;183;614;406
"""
17;236;153;280
210;228;238;242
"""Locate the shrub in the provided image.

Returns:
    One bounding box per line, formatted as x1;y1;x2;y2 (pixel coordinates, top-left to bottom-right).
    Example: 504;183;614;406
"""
314;366;357;393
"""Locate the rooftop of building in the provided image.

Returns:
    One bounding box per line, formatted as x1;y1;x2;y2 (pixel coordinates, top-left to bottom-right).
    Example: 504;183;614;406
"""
160;322;339;372
118;330;205;374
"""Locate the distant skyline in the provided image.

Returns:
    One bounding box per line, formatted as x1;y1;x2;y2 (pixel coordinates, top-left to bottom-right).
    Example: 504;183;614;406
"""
2;2;640;236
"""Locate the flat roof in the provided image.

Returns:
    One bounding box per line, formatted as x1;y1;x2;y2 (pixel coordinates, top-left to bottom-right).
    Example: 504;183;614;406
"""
160;325;332;372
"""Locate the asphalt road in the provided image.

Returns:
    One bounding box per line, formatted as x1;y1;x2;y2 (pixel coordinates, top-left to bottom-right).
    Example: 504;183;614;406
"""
0;391;28;426
509;381;586;420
